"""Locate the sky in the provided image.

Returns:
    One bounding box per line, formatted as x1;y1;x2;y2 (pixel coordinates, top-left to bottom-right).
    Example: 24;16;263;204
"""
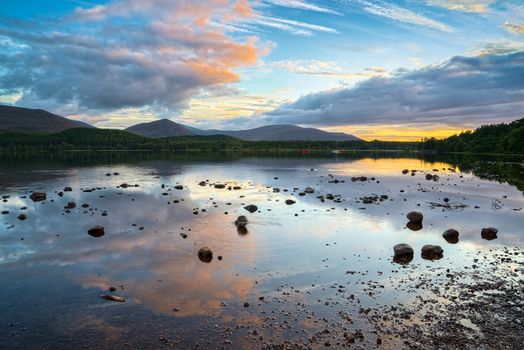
0;0;523;140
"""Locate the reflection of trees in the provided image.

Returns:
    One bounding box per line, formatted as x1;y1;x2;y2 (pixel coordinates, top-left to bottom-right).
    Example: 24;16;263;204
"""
2;151;523;193
425;153;524;193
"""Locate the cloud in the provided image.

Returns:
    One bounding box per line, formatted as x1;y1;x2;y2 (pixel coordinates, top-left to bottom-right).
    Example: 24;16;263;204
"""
504;22;524;34
260;51;524;128
271;59;387;78
264;0;341;15
426;0;493;13
251;15;338;36
355;0;453;32
0;0;266;116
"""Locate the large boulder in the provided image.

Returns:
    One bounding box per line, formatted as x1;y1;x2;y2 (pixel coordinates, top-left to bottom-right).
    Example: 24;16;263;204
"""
421;245;443;260
406;211;423;223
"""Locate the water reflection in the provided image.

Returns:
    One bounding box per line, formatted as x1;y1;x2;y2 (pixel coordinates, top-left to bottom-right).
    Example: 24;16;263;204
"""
0;153;523;348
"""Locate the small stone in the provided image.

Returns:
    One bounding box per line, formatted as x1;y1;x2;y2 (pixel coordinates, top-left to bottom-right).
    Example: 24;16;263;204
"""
481;227;498;240
235;215;248;226
244;204;258;213
406;211;423;223
63;187;72;192
285;199;296;205
29;192;46;202
17;214;27;221
198;247;213;263
88;226;105;238
99;294;125;302
421;245;443;260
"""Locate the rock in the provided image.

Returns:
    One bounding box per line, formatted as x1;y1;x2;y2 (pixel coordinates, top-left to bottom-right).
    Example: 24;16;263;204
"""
421;245;443;260
64;202;76;209
406;211;423;223
119;183;129;188
63;187;72;192
198;181;207;186
442;229;459;240
198;247;213;263
99;294;125;302
109;286;116;292
481;227;498;240
402;169;409;174
17;214;27;221
237;225;248;235
29;192;46;202
244;204;258;213
174;185;184;190
394;243;413;257
285;199;296;205
235;215;248;226
304;187;315;194
425;173;433;180
88;226;105;238
393;244;414;264
406;222;423;231
1;210;9;215
214;184;226;189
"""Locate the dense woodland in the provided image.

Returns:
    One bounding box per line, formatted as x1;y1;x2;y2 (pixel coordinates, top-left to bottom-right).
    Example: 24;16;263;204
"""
0;118;523;155
425;118;524;154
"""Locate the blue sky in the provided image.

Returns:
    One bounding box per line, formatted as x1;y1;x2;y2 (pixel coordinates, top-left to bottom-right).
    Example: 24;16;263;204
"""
1;0;523;140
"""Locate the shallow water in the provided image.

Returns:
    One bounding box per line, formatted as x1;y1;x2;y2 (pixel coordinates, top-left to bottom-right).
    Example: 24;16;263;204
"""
0;153;523;349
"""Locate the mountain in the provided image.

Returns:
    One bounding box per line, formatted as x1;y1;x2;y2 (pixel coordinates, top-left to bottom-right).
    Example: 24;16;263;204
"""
125;118;193;137
206;124;361;141
126;119;361;141
0;105;93;133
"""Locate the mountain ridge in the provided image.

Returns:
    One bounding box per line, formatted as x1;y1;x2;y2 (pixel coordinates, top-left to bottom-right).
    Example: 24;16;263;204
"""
125;118;362;141
0;105;93;132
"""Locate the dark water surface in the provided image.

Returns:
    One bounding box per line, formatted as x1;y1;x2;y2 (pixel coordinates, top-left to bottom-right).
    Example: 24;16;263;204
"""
1;152;523;349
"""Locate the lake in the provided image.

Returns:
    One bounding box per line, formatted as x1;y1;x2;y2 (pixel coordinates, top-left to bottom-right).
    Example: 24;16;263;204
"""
1;152;523;349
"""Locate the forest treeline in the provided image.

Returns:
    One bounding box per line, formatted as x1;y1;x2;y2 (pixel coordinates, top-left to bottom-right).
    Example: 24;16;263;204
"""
0;118;523;154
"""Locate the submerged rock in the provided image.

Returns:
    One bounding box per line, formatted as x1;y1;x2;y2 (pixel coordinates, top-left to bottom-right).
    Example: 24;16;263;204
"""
99;294;125;302
481;227;498;240
235;215;248;226
63;187;72;192
198;247;213;263
17;214;27;221
88;226;105;238
421;245;443;260
244;204;258;213
406;211;423;223
64;202;76;209
29;192;46;202
304;187;315;194
285;199;296;205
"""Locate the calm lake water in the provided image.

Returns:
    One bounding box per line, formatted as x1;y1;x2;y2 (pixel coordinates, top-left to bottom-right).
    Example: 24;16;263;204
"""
1;152;523;349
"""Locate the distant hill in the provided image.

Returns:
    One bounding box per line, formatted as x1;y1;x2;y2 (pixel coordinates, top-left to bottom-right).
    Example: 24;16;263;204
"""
125;118;193;137
126;118;361;141
0;105;93;132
